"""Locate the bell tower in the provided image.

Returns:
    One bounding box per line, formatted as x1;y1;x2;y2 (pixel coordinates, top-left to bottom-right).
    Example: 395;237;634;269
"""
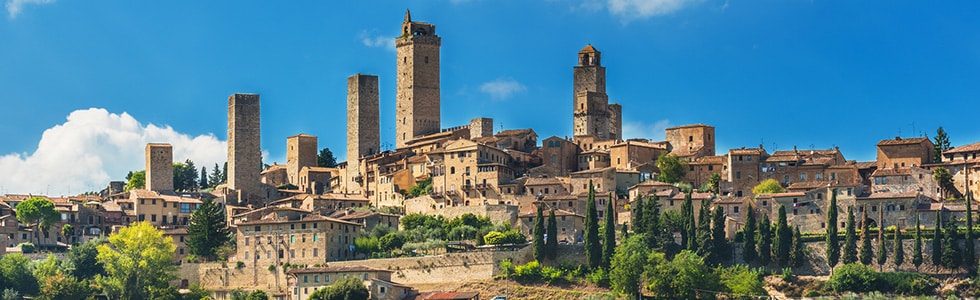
395;9;441;148
573;44;610;140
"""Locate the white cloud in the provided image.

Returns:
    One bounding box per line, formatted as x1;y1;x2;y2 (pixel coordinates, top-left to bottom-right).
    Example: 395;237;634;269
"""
479;78;527;100
622;119;672;140
358;30;395;51
5;0;54;19
0;108;228;196
606;0;696;23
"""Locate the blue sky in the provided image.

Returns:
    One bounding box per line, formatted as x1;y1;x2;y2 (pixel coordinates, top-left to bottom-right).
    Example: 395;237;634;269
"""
2;0;979;195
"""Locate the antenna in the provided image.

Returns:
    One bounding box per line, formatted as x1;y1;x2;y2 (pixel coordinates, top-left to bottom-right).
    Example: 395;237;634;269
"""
909;122;916;137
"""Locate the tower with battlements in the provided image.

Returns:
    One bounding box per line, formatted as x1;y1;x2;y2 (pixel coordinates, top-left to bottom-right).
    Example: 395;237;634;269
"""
395;9;441;148
145;143;173;193
228;93;262;200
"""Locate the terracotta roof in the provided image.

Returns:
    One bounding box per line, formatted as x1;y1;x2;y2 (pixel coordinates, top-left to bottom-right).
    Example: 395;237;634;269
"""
580;44;598;53
130;190;162;199
238;214;362;226
525;177;563;186
336;210;399;220
787;181;833;190
666;124;713;130
757;192;807;198
714;196;751;205
315;193;370;202
285;265;391;275
101;202;122;212
372;278;412;288
877;137;930;146
539;195;577;201
520;209;582;218
945;142;980;154
858;191;918;200
668;192;713;200
730;148;766;155
495;128;535;137
632;180;674;188
692;156;724;165
871;168;912;177
855;161;877;169
570;166;616;175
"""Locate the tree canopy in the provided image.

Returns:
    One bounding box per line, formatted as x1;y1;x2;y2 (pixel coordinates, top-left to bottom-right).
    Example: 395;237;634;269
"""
308;277;369;300
318;147;338;168
97;222;177;300
656;152;687;184
752;179;786;195
125;170;145;191
187;197;231;261
15;197;60;247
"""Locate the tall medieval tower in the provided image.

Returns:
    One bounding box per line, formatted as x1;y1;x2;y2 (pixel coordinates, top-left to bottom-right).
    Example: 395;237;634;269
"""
395;9;441;148
286;134;318;186
346;74;380;193
228;93;262;200
145;143;173;193
572;44;622;141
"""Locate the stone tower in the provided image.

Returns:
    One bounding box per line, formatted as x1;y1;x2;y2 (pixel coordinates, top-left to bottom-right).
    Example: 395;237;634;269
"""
228;93;262;199
469;117;494;139
145;143;173;193
608;103;622;141
573;44;611;140
287;134;318;186
395;9;441;148
347;74;380;193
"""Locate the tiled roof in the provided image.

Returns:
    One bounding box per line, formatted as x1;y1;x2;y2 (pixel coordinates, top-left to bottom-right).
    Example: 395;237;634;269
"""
757;192;806;198
539;195;577;201
520;209;582;218
877;137;930;146
945;142;980;154
130;190;162;199
260;164;286;174
692;156;724;165
666;124;713;130
525;177;563;186
787;181;833;190
285;265;391;275
714;196;751;205
858;191;918;200
496;128;535;137
580;44;598;53
668;192;713;200
315;193;370;202
871;168;912;177
238;214;361;226
730;148;766;155
855;161;877;169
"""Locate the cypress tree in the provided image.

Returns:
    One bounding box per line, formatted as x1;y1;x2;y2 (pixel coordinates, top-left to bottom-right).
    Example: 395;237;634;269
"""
696;199;713;258
200;166;209;190
711;203;728;264
758;214;772;265
682;192;695;250
843;207;858;264
621;223;629;239
876;213;887;272
533;204;546;262
584;180;601;269
932;210;942;272
632;195;644;236
792;226;805;267
941;217;961;269
894;224;905;271
602;193;616;268
547;209;558;260
774;204;792;267
643;196;661;248
742;204;758;264
859;207;873;266
912;213;923;272
826;190;840;269
965;197;975;268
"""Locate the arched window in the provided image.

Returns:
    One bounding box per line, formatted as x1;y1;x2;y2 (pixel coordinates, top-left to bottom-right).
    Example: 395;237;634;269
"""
450;167;456;174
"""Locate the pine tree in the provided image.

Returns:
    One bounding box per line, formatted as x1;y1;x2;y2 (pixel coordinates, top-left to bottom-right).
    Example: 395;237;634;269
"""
774;204;792;267
742;204;758;264
912;213;923;272
894;225;905;271
200;166;209;190
632;195;644;236
221;162;228;183
696;199;713;258
965;197;975;269
792;226;805;267
711;204;728;264
533;204;546;262
186;198;231;261
941;217;961;269
547;209;558;260
209;163;222;188
643;196;661;248
826;190;840;269
758;214;772;265
843;207;858;264
602;193;616;268
932;210;942;272
933;126;951;163
876;213;887;272
584;181;601;269
859;207;873;266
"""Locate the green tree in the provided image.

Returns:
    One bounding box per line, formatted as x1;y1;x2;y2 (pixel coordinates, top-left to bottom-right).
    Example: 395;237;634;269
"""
125;170;145;191
876;217;887;271
894;225;905;271
858;208;873;266
965;196;975;268
200;166;209;190
318;147;338;168
602;194;616;268
941;217;961;269
792;226;805;267
610;235;648;298
752;179;786;195
37;274;94;300
584;181;601;269
172;159;198;192
379;233;405;251
682;192;696;251
696;199;713;258
711;203;728;265
843;207;858;264
912;213;923;272
96;222;177;300
210;163;223;188
632;195;644;235
826;190;840;269
308;277;369;300
353;237;379;257
533;205;546;262
187;198;231;261
708;173;722;195
933;126;951;162
546;209;558;260
933;167;954;199
67;238;105;279
742;204;758;264
0;253;39;296
758;214;772;265
774;204;792;267
646;250;719;299
15;197;60;247
932;210;942;272
656;152;687;184
718;265;767;298
61;224;74;243
643;196;662;248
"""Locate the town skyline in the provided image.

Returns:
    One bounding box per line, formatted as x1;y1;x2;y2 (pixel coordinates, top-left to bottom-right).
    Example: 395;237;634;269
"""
3;1;980;195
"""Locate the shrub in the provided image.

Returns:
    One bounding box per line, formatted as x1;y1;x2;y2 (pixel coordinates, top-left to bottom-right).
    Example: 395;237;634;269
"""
718;265;766;298
781;267;794;281
541;266;564;283
17;242;35;254
499;259;515;278
829;263;876;293
513;261;542;282
586;268;609;287
876;272;938;295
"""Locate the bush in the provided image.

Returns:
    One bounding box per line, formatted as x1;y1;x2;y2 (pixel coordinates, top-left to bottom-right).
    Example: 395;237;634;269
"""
876;272;938;295
718;265;767;298
513;261;542;282
541;266;564;283
499;259;515;278
18;242;35;254
586;268;609;287
829;263;876;293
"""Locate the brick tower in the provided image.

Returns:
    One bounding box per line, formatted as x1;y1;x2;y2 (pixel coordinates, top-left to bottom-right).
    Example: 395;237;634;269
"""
287;134;318;186
145;143;173;193
347;74;380;193
573;44;611;140
395;9;441;148
228;93;262;199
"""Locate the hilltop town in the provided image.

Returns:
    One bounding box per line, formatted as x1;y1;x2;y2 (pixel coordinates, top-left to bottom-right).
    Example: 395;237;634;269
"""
2;10;980;300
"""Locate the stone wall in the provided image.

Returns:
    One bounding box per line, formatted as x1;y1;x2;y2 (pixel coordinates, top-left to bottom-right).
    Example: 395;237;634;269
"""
145;143;173;193
405;196;519;227
228;93;262;203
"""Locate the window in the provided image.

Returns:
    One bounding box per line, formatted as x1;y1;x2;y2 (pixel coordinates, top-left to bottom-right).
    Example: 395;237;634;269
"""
900;204;905;211
871;206;877;212
736;172;742;180
290;235;295;243
793;209;798;215
800;173;806;180
816;173;822;180
708;165;714;171
747;156;752;161
762;201;768;206
180;203;192;213
139;214;145;221
313;234;318;242
313;248;319;257
245;237;249;246
734;206;740;213
304;276;308;283
831;173;837;180
314;275;319;282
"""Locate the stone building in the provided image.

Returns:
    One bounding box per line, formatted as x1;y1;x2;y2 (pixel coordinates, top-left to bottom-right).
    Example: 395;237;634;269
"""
129;190;202;227
145;143;174;193
261;164;288;188
572;44;621;142
726;146;770;197
876;137;935;169
938;141;980;201
287;134;318;187
286;266;414;300
427;139;517;206
236;211;362;268
685;155;725;190
469;118;493;139
665;124;716;159
537;136;580;177
517;208;584;244
228;93;264;203
608;139;667;171
347;74;381;194
396;10;441;148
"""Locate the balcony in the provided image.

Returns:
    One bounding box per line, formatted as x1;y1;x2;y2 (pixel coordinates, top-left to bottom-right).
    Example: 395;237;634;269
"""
462;184;473;190
476;183;490;190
